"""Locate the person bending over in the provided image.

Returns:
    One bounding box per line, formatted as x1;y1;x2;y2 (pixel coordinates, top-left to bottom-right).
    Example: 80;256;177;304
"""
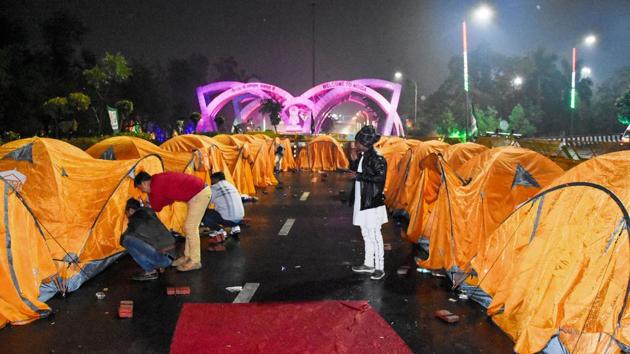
349;125;388;280
134;171;211;272
203;171;245;237
121;198;174;281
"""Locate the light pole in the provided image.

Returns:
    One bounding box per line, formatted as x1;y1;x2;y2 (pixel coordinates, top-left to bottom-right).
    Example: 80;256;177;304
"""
394;72;418;127
570;34;596;135
462;3;495;141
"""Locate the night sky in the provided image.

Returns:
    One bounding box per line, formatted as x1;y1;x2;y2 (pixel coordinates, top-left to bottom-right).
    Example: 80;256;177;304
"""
4;0;630;96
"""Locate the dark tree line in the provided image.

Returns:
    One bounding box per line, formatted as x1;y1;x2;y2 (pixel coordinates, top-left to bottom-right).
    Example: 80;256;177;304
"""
0;12;255;138
401;44;630;137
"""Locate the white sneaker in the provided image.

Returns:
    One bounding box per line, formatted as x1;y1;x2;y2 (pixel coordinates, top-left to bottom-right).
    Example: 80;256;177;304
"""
209;229;226;238
229;226;241;235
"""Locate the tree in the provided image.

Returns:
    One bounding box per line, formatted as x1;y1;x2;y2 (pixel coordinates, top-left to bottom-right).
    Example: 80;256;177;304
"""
167;54;209;121
115;99;134;128
83;52;132;133
43;96;68;137
615;86;630;125
435;109;462;138
592;67;630;133
67;92;91;135
475;106;500;134
508;104;536;136
260;99;283;133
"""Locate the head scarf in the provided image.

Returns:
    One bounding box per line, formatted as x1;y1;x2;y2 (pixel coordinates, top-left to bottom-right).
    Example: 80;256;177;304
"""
355;125;381;147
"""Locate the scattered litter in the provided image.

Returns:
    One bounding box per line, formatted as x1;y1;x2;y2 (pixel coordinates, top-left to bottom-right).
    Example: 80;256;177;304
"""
458;293;469;300
435;309;460;323
102;287;109;292
383;243;392;251
95;291;106;300
226;286;243;293
50;322;55;325
431;271;446;277
294;265;302;269
417;267;432;274
281;266;287;271
311;177;318;183
448;298;458;303
396;267;410;275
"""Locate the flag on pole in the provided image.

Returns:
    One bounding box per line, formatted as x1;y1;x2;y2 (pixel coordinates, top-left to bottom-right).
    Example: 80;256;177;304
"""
107;106;119;133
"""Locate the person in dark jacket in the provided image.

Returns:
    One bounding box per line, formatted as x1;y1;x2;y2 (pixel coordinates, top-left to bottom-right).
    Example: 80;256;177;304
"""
121;198;174;281
349;125;388;280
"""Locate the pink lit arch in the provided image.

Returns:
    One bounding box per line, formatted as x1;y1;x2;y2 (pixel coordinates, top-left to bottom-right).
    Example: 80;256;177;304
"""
196;79;404;136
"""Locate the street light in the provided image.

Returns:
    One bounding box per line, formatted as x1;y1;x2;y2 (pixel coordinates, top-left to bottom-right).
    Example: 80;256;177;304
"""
472;4;494;24
512;76;523;88
584;34;597;47
580;66;592;79
393;72;418;126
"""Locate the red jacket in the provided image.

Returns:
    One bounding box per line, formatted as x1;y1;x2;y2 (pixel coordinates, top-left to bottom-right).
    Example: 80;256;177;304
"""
148;172;205;212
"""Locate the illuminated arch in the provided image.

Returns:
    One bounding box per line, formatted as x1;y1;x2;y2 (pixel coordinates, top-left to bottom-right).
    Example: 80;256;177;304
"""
196;79;404;136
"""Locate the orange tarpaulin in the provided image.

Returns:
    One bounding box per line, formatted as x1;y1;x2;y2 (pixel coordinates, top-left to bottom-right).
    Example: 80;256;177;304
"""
470;151;630;354
420;147;564;271
442;142;489;171
297;135;349;171
0;138;164;326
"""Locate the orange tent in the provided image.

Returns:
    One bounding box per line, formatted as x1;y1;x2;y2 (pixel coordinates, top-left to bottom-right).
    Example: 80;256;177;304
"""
385;140;449;210
0;138;164;326
442;142;489;171
375;138;421;199
420;147;564;271
160;134;256;195
297;135;349;171
214;134;278;188
86;136;209;232
468;151;630;354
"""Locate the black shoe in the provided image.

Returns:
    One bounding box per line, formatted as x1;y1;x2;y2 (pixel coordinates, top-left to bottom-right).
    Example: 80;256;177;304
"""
132;271;158;281
370;270;385;280
352;264;376;274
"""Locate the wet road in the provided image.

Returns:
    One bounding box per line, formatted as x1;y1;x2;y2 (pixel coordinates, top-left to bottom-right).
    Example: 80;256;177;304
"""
0;171;514;353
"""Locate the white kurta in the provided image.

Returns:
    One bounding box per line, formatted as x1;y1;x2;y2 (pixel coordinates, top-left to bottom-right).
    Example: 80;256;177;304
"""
352;156;388;228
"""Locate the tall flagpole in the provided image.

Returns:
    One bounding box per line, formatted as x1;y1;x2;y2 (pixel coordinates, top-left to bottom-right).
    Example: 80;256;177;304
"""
462;21;470;142
570;47;576;135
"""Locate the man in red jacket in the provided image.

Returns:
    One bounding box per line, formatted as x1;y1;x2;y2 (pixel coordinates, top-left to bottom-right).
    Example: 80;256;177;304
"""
134;171;211;272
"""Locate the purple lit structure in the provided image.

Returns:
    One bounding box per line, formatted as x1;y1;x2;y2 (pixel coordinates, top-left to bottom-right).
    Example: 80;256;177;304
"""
195;79;404;136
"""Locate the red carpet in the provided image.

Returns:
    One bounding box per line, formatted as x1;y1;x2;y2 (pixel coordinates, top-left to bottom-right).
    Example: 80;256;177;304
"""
170;301;412;354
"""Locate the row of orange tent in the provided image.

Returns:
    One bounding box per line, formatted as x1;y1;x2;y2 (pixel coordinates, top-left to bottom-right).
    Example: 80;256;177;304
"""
378;138;629;353
0;133;295;328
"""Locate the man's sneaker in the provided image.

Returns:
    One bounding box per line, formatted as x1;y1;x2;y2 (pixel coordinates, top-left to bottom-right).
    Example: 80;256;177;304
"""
209;229;227;238
370;270;385;280
229;226;241;235
352;264;376;274
132;271;158;281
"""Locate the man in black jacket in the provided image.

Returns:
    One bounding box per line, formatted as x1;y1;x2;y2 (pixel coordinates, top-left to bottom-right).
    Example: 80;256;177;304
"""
121;198;174;281
349;125;388;280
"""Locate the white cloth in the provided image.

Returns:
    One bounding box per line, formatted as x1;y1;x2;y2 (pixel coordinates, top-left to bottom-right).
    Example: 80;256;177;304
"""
210;180;245;221
352;156;388;228
361;227;384;270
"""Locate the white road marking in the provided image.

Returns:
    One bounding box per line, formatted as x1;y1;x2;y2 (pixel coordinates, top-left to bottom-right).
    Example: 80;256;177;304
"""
232;283;260;303
278;218;296;236
299;192;310;201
